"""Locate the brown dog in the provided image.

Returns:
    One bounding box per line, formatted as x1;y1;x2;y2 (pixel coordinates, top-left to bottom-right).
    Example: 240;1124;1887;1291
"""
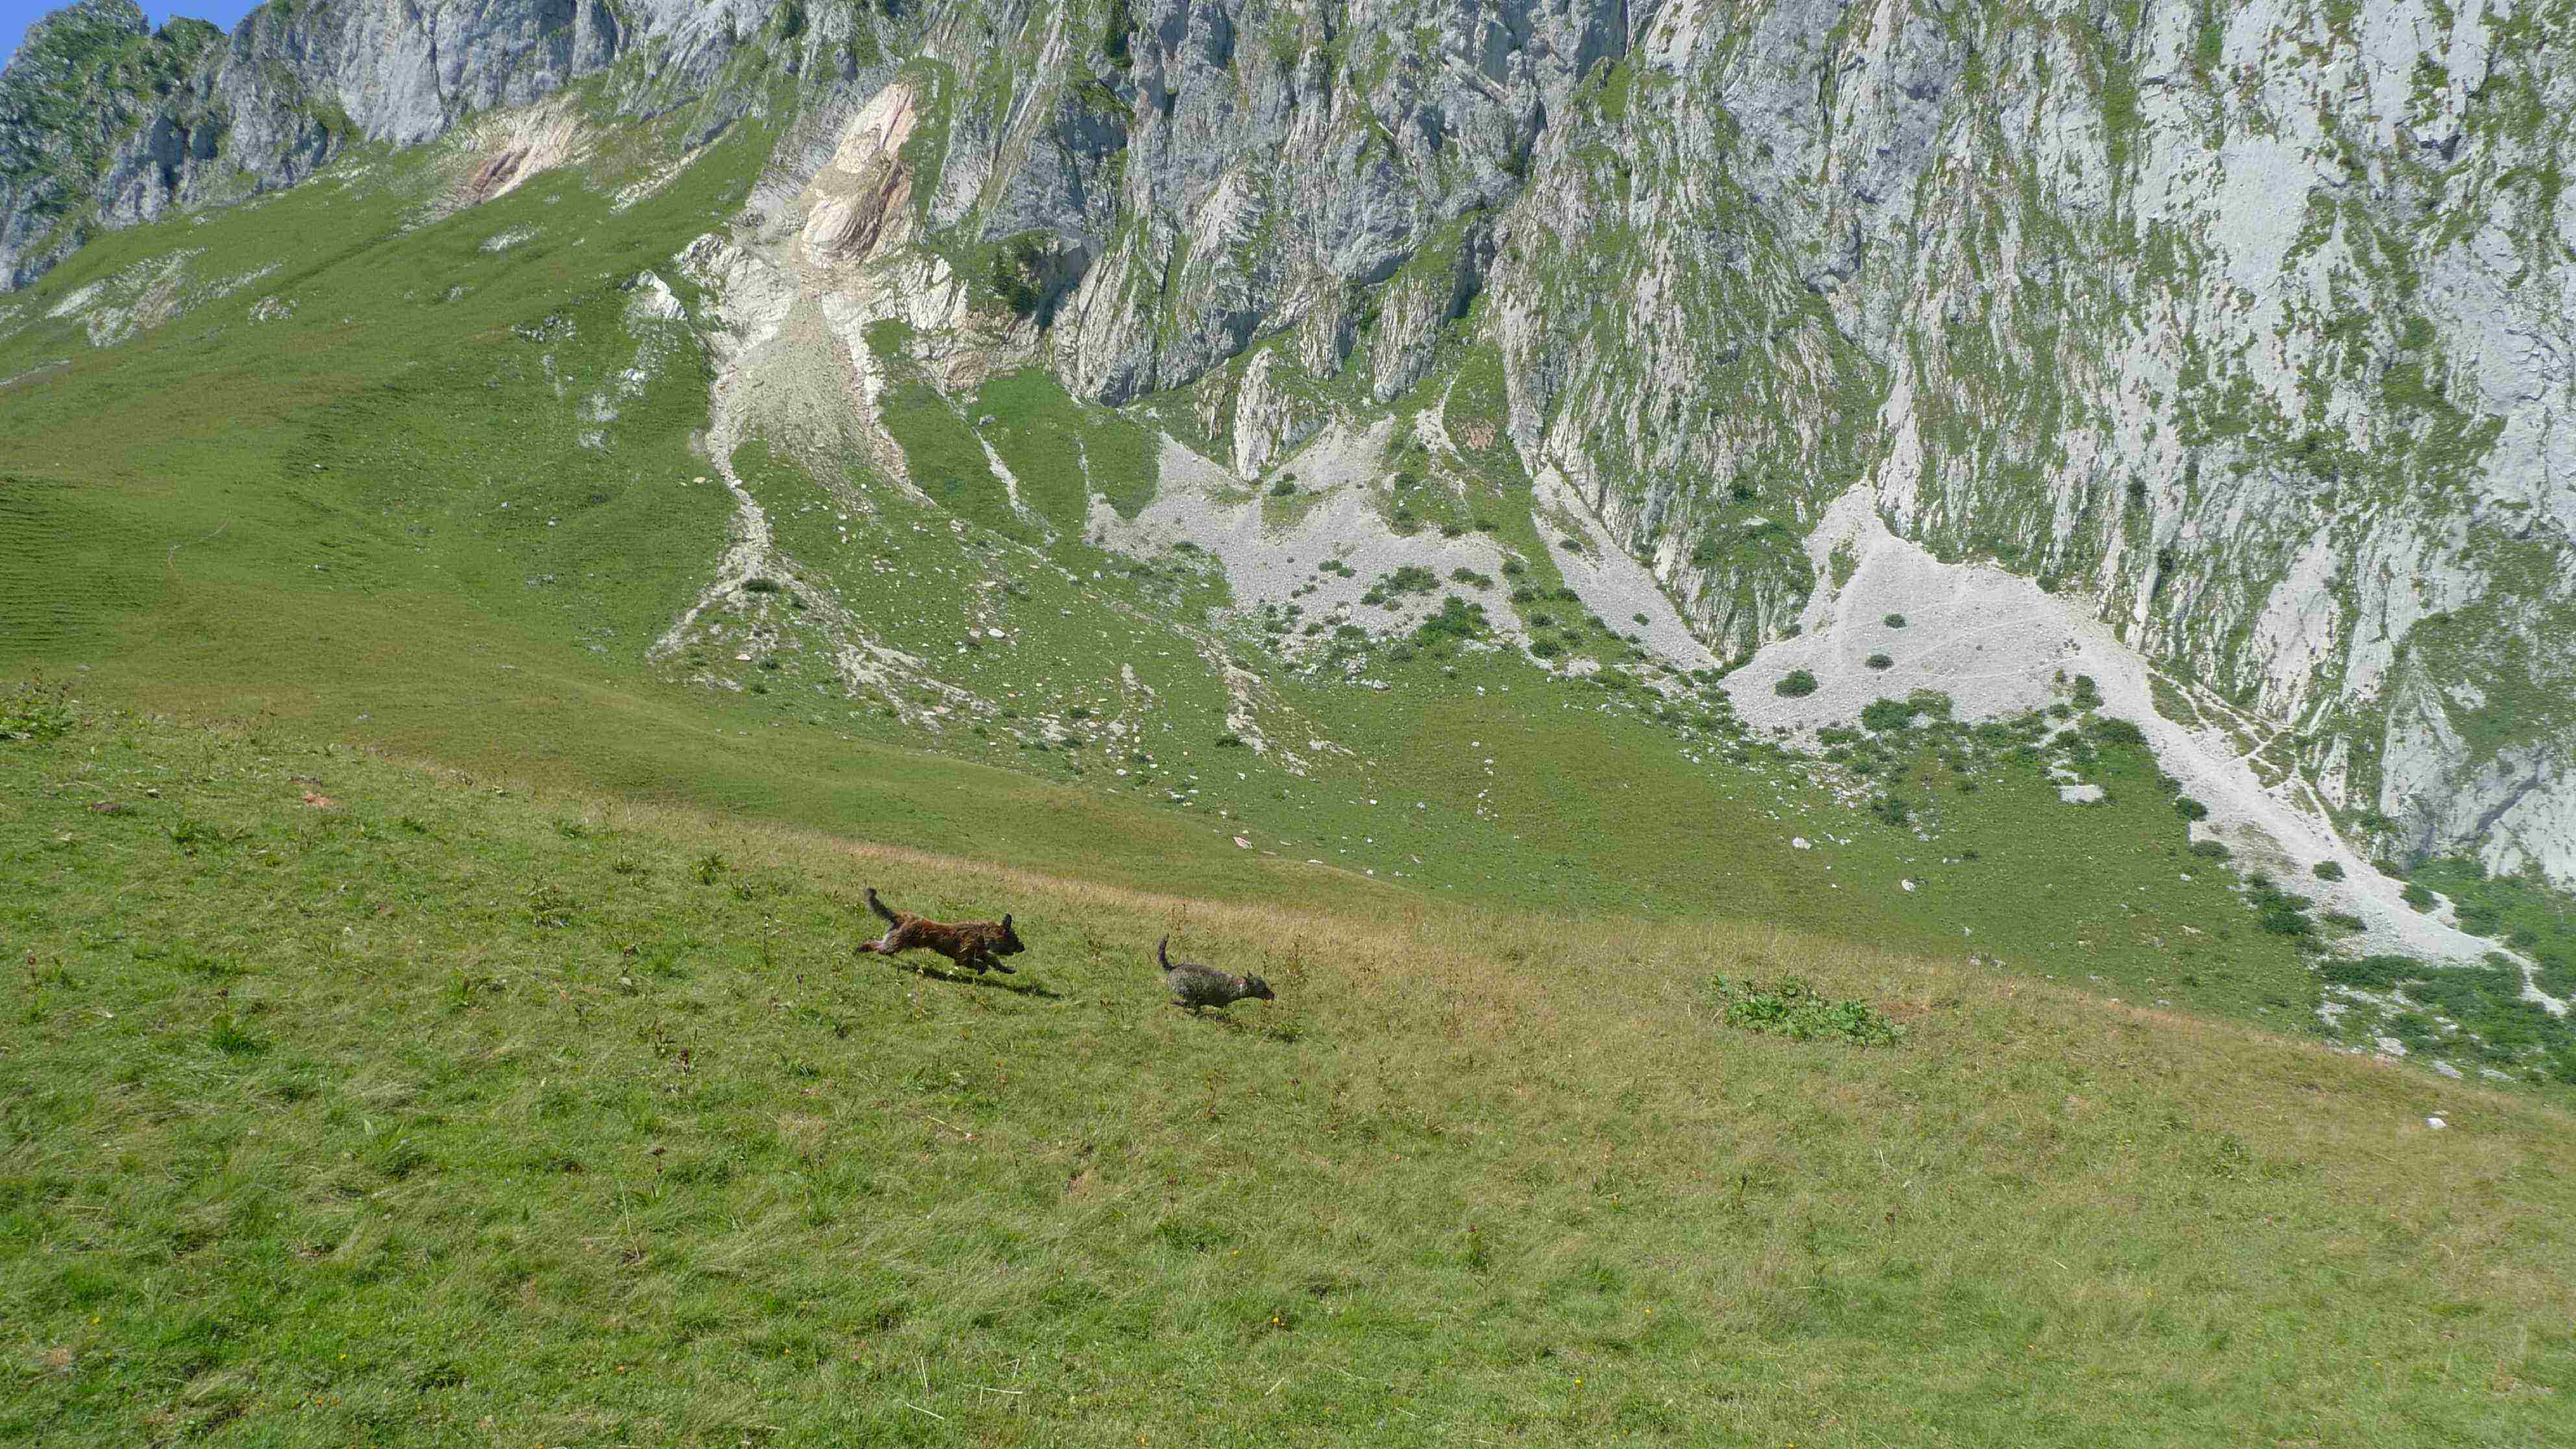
854;887;1026;974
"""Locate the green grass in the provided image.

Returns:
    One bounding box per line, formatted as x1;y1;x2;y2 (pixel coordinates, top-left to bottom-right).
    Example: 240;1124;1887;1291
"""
6;698;2576;1444
0;58;2538;1120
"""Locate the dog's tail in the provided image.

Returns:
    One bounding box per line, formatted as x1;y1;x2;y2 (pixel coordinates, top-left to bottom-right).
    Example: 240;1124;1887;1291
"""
865;887;900;927
1156;935;1171;970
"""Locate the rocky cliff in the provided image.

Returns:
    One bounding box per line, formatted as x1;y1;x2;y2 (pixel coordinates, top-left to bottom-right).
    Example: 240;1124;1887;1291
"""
6;0;2573;887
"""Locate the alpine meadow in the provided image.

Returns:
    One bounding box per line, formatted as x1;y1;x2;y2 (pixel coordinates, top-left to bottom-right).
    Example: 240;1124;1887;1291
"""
5;0;2576;1443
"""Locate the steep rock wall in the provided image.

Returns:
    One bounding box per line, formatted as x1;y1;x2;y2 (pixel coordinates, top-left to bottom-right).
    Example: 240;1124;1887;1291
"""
7;0;2573;886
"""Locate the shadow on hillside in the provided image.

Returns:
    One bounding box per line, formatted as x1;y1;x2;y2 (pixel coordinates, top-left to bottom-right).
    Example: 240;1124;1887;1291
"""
1170;1007;1304;1043
874;958;1064;1000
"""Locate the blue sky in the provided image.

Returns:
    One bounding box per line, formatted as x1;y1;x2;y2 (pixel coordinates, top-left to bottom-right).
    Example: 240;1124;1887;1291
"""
2;1;260;70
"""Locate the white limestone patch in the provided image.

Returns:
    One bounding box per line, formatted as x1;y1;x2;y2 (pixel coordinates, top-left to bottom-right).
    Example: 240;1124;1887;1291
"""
578;271;689;448
1727;487;2076;732
34;248;276;347
610;144;712;215
44;282;104;320
0;358;69;391
1088;425;1529;647
1533;465;1720;675
1733;485;2546;982
426;95;593;221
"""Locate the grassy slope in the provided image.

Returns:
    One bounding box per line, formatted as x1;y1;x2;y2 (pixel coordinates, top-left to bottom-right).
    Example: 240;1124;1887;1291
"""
10;88;2575;1099
0;121;1394;915
5;699;2574;1445
0;125;2336;1036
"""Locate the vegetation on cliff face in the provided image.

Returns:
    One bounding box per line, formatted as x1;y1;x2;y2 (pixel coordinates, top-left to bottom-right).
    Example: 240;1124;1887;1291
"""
0;0;226;284
5;1;2573;897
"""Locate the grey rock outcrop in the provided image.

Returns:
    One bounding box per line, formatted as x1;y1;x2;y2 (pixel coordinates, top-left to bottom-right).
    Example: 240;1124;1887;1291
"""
8;0;2576;888
0;0;818;288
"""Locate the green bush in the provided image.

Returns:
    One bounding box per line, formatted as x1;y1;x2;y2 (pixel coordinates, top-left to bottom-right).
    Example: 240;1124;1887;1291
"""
1709;976;1906;1047
1883;613;1909;628
2401;884;2436;910
1414;596;1490;645
1865;654;1893;670
2092;717;2146;746
1860;699;1916;732
2174;796;2210;821
2257;902;2315;937
1775;670;1819;699
2538;951;2576;1000
1270;480;1296;497
989;233;1050;317
2318;956;2420;990
2312;860;2346;882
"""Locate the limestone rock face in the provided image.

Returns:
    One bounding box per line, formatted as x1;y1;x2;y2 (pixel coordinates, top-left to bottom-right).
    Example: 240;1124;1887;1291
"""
0;0;759;287
6;0;2575;886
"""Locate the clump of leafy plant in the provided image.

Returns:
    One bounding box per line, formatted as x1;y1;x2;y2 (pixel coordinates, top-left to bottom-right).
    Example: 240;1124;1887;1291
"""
1776;670;1818;698
2243;873;2317;937
1414;596;1489;645
1860;699;1916;732
1;680;74;743
1711;976;1906;1047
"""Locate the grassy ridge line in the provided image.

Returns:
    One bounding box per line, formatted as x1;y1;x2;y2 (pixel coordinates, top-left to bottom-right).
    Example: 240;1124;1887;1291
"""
5;695;2573;1446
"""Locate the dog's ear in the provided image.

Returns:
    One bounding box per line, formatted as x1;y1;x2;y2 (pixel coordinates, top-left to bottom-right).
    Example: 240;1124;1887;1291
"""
1001;913;1013;932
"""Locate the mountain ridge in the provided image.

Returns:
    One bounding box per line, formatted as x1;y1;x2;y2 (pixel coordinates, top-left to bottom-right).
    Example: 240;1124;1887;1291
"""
3;0;2572;893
